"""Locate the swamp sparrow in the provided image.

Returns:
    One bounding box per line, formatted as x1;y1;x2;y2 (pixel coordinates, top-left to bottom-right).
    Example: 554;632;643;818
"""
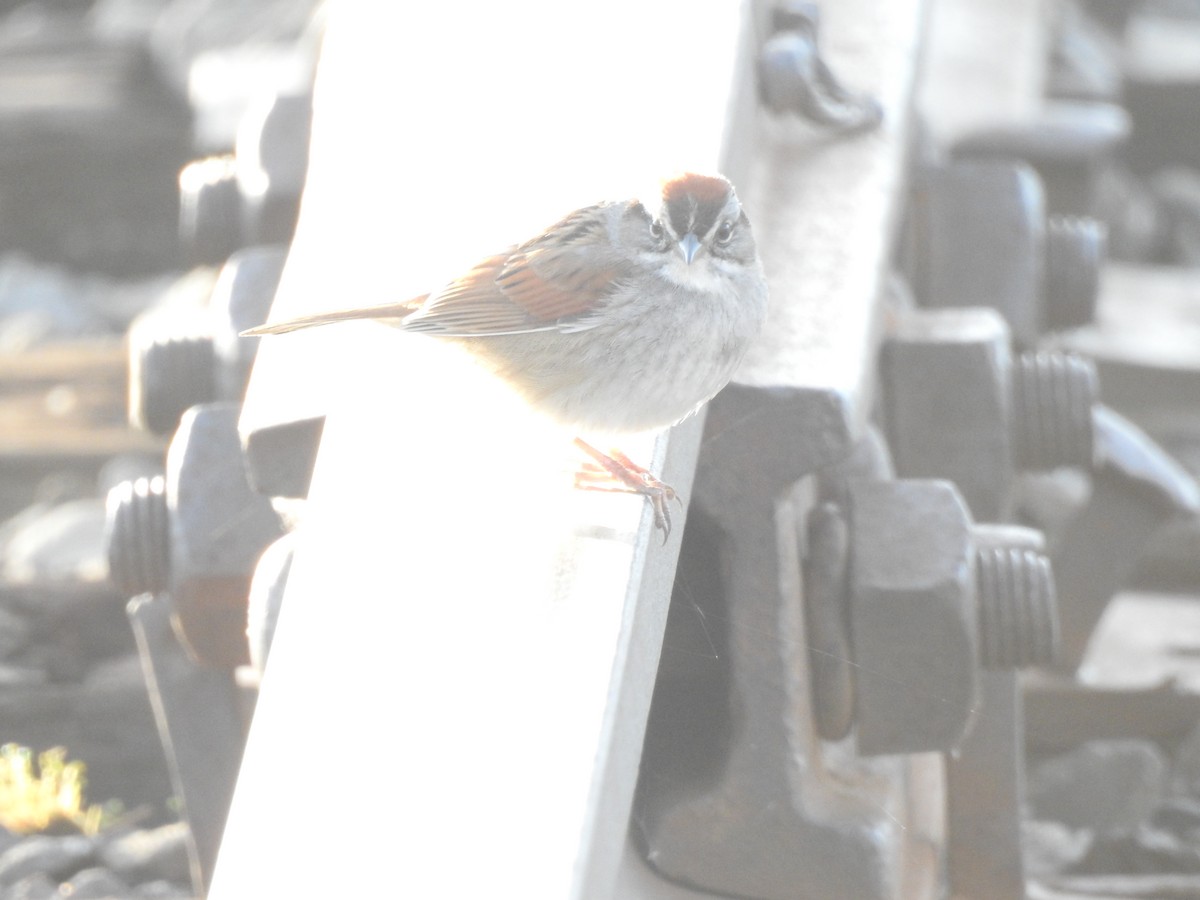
245;173;768;537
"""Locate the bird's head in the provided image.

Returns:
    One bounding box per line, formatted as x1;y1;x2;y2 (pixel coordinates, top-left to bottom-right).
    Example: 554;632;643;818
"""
625;173;756;285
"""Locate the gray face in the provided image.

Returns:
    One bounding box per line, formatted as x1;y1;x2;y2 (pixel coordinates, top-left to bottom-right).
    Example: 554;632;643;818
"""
623;176;756;267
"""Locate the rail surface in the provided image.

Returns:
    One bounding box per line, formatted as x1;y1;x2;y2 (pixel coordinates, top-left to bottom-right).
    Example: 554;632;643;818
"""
216;2;763;897
214;0;931;895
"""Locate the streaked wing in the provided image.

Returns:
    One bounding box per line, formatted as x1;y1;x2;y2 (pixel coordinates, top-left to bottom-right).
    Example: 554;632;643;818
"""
401;205;619;336
242;204;622;338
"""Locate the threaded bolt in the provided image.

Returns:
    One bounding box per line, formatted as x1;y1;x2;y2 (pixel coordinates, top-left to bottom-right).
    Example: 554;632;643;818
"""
973;526;1059;669
1044;215;1105;330
106;476;170;596
1011;350;1097;471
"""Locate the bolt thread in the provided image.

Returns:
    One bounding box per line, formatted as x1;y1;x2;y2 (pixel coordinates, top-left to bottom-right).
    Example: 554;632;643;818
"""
106;476;170;596
975;544;1059;668
1044;215;1105;330
1011;351;1097;471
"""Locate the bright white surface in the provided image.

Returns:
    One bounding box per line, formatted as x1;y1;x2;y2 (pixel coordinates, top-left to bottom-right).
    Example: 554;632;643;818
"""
734;0;924;434
284;2;742;316
216;2;751;898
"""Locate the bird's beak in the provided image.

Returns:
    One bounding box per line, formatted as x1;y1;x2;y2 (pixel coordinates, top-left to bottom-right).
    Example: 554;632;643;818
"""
678;233;701;265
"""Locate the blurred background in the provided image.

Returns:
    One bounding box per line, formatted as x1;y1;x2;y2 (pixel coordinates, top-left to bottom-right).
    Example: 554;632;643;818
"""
1;1;1200;898
0;2;320;898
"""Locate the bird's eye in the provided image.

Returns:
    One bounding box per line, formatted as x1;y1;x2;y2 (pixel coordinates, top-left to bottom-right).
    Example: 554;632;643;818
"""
715;221;735;244
649;219;665;241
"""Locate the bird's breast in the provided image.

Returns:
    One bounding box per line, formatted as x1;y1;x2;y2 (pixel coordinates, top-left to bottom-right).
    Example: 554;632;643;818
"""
459;265;767;435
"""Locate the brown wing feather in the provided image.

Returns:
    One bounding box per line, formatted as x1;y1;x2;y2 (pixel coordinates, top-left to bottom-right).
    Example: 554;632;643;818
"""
403;205;618;336
243;204;621;338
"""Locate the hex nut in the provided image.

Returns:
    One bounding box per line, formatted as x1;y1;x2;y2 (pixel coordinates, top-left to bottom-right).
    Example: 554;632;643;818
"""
847;479;979;755
913;161;1045;345
882;307;1015;521
883;308;1099;522
168;403;284;667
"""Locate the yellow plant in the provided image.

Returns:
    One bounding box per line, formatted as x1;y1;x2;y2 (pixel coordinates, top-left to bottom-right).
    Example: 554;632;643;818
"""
0;744;108;836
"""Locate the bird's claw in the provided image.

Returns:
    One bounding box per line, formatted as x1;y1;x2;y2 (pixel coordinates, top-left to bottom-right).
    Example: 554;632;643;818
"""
647;485;674;543
573;438;680;543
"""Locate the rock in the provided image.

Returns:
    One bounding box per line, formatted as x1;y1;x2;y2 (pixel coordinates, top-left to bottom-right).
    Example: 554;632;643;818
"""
99;822;193;885
61;865;132;899
1028;740;1168;830
132;878;195;899
1171;720;1200;799
0;606;31;661
1040;873;1200;898
0;664;45;687
0;253;151;344
0;256;119;349
0;575;133;683
76;655;173;808
1;586;133;685
0;662;43;691
1;872;57;900
1;498;109;585
1153;797;1200;838
90;0;175;42
1078;826;1200;875
0;655;171;809
1023;819;1093;879
0;834;94;887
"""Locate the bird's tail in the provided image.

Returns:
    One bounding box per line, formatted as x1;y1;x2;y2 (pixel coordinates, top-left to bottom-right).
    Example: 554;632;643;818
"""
241;297;428;336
